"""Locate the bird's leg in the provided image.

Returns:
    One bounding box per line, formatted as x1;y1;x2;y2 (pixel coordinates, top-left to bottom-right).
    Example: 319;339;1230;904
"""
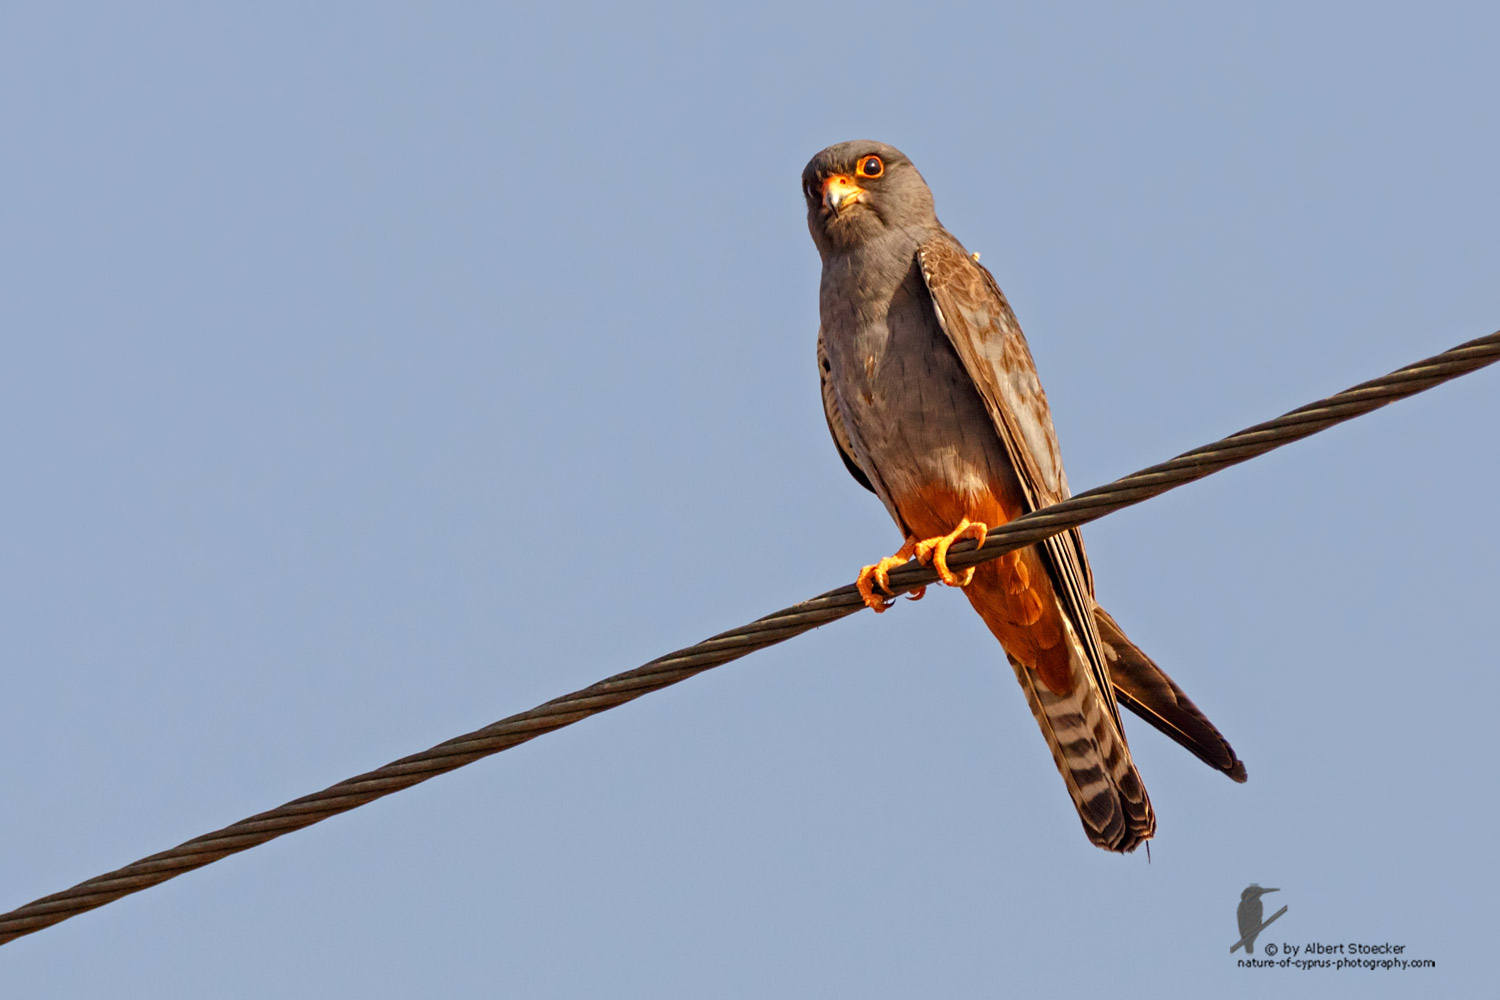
912;518;989;588
856;537;927;613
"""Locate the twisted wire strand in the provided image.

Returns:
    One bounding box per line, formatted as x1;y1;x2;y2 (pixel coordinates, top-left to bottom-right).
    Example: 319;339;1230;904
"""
2;329;1496;945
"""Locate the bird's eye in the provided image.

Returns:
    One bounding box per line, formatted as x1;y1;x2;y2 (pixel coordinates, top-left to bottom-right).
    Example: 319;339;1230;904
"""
856;155;884;178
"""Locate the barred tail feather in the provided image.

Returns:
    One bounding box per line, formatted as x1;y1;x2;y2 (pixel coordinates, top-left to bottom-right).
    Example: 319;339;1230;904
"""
1004;650;1155;851
964;574;1155;852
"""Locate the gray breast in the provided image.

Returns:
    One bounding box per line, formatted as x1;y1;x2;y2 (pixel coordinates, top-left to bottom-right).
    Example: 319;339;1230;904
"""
819;251;1012;511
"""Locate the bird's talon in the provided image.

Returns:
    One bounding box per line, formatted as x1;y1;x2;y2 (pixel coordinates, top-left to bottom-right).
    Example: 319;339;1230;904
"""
856;561;896;612
913;518;989;588
905;585;927;602
856;545;918;612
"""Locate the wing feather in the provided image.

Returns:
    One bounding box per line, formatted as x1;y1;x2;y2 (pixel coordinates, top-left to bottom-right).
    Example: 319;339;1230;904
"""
916;238;1119;728
817;327;876;495
1095;606;1247;781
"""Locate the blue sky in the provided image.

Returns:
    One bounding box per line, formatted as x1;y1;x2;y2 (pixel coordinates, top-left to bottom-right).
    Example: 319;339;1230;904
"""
2;3;1496;996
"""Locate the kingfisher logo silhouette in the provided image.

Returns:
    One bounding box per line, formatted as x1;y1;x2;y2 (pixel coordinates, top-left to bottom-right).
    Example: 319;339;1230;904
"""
1231;884;1287;953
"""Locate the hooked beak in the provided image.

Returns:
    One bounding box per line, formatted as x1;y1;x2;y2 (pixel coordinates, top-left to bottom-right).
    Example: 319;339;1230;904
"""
822;174;864;215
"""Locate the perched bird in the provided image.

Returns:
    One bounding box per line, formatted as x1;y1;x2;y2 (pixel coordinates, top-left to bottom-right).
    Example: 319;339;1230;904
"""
1236;885;1280;953
806;140;1246;852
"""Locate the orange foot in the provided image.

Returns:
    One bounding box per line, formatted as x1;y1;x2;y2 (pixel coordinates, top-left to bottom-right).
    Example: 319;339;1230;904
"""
855;539;928;613
913;518;989;587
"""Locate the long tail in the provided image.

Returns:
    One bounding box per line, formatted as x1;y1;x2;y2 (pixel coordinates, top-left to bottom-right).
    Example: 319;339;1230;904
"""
965;564;1155;852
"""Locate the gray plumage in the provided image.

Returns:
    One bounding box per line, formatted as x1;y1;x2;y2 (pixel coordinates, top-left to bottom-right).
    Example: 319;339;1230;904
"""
806;140;1244;852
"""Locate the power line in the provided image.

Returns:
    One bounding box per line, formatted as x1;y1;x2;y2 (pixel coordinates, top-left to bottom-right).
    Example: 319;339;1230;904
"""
2;328;1496;946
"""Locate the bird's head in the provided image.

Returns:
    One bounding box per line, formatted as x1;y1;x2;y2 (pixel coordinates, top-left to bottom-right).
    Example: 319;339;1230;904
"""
802;140;937;256
1241;885;1279;901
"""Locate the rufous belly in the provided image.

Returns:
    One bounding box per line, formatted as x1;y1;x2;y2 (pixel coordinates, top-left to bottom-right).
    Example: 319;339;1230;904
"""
890;480;1076;696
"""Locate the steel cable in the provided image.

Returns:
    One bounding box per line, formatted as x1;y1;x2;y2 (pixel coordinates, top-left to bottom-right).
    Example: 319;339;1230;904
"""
2;328;1496;945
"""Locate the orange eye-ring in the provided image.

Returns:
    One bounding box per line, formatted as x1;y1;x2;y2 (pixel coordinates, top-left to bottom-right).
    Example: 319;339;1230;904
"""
855;155;884;178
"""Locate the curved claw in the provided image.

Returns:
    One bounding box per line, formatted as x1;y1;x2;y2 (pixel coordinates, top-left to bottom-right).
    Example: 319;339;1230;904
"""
914;518;989;588
856;553;909;612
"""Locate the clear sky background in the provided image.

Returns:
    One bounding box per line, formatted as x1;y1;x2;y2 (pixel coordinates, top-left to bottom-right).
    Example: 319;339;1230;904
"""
3;3;1496;997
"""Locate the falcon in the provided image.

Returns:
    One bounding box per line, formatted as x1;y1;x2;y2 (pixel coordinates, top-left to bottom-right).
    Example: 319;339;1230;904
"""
805;140;1245;852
